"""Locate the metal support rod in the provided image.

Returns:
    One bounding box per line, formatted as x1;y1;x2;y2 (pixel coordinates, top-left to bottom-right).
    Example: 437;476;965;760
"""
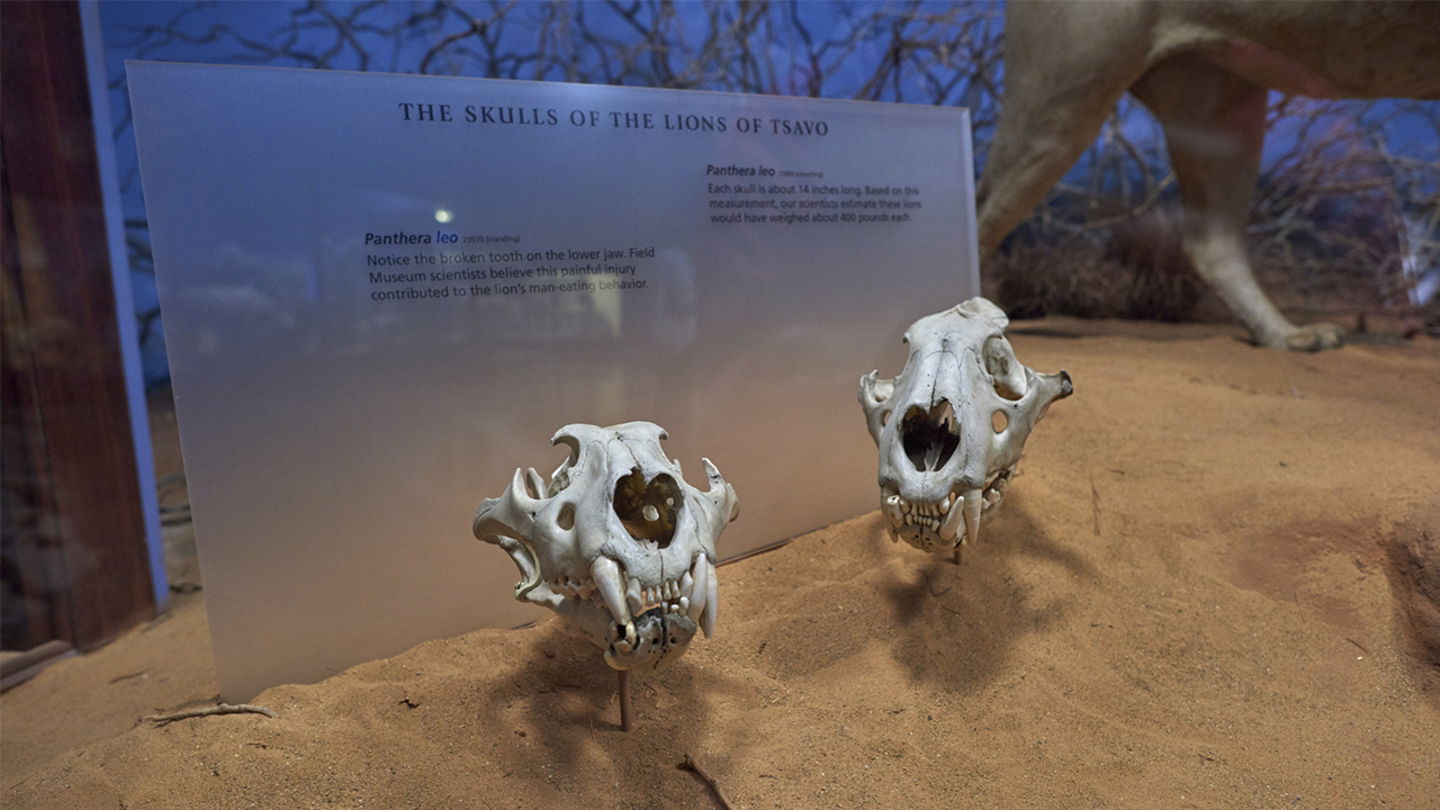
617;669;632;731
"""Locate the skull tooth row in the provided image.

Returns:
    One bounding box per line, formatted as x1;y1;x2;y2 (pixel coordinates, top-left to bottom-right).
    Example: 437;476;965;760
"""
592;552;718;638
882;468;1013;545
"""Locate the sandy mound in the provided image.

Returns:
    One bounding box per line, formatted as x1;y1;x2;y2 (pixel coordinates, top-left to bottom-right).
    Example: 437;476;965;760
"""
5;320;1438;808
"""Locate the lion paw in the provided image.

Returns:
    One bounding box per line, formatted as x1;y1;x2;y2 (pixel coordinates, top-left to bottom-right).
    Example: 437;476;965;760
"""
1280;322;1345;352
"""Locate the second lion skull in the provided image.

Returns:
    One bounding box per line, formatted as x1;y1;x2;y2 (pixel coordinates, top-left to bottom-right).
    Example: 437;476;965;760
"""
859;298;1072;554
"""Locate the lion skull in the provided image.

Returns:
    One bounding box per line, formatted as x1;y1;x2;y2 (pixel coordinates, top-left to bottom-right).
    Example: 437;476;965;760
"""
473;422;738;671
859;298;1072;554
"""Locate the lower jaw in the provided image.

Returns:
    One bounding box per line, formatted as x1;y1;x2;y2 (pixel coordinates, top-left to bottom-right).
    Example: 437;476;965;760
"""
602;608;697;671
881;473;1013;552
893;524;953;554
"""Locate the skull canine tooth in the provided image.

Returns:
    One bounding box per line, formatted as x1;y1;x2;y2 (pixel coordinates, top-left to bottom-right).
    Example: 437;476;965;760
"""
939;494;966;541
961;489;983;545
687;557;709;624
701;560;719;638
883;497;904;528
590;556;631;628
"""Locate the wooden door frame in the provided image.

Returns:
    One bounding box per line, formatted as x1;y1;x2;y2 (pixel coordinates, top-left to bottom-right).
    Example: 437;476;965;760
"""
2;0;160;652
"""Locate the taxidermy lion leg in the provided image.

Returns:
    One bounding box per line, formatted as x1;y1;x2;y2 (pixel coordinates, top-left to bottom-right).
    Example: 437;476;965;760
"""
979;1;1401;351
975;5;1147;258
1131;56;1343;351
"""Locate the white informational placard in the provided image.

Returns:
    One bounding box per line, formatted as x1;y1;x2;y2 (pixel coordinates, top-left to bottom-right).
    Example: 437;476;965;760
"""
128;62;978;699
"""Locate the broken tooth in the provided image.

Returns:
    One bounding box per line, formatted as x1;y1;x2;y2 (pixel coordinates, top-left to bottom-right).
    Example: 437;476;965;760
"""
625;621;637;646
939;496;950;515
883;496;904;528
962;489;982;546
590;556;630;627
626;576;644;616
643;504;659;522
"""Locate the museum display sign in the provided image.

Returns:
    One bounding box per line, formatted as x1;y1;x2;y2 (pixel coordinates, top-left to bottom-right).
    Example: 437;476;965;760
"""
128;62;978;699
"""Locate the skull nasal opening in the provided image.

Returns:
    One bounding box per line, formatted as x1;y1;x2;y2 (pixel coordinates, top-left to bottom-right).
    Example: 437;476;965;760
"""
613;469;680;547
901;400;961;472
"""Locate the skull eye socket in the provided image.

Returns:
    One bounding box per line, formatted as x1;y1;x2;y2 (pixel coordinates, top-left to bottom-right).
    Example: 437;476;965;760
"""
901;400;960;472
613;469;680;547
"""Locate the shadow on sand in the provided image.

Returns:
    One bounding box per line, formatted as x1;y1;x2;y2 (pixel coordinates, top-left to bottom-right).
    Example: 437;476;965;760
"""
877;496;1095;693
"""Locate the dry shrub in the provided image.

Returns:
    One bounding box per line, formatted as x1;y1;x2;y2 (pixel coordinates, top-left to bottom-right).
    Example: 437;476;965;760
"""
985;214;1217;322
1252;192;1421;326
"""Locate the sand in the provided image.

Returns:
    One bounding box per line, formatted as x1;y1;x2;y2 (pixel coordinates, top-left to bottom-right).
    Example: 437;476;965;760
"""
4;319;1438;809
